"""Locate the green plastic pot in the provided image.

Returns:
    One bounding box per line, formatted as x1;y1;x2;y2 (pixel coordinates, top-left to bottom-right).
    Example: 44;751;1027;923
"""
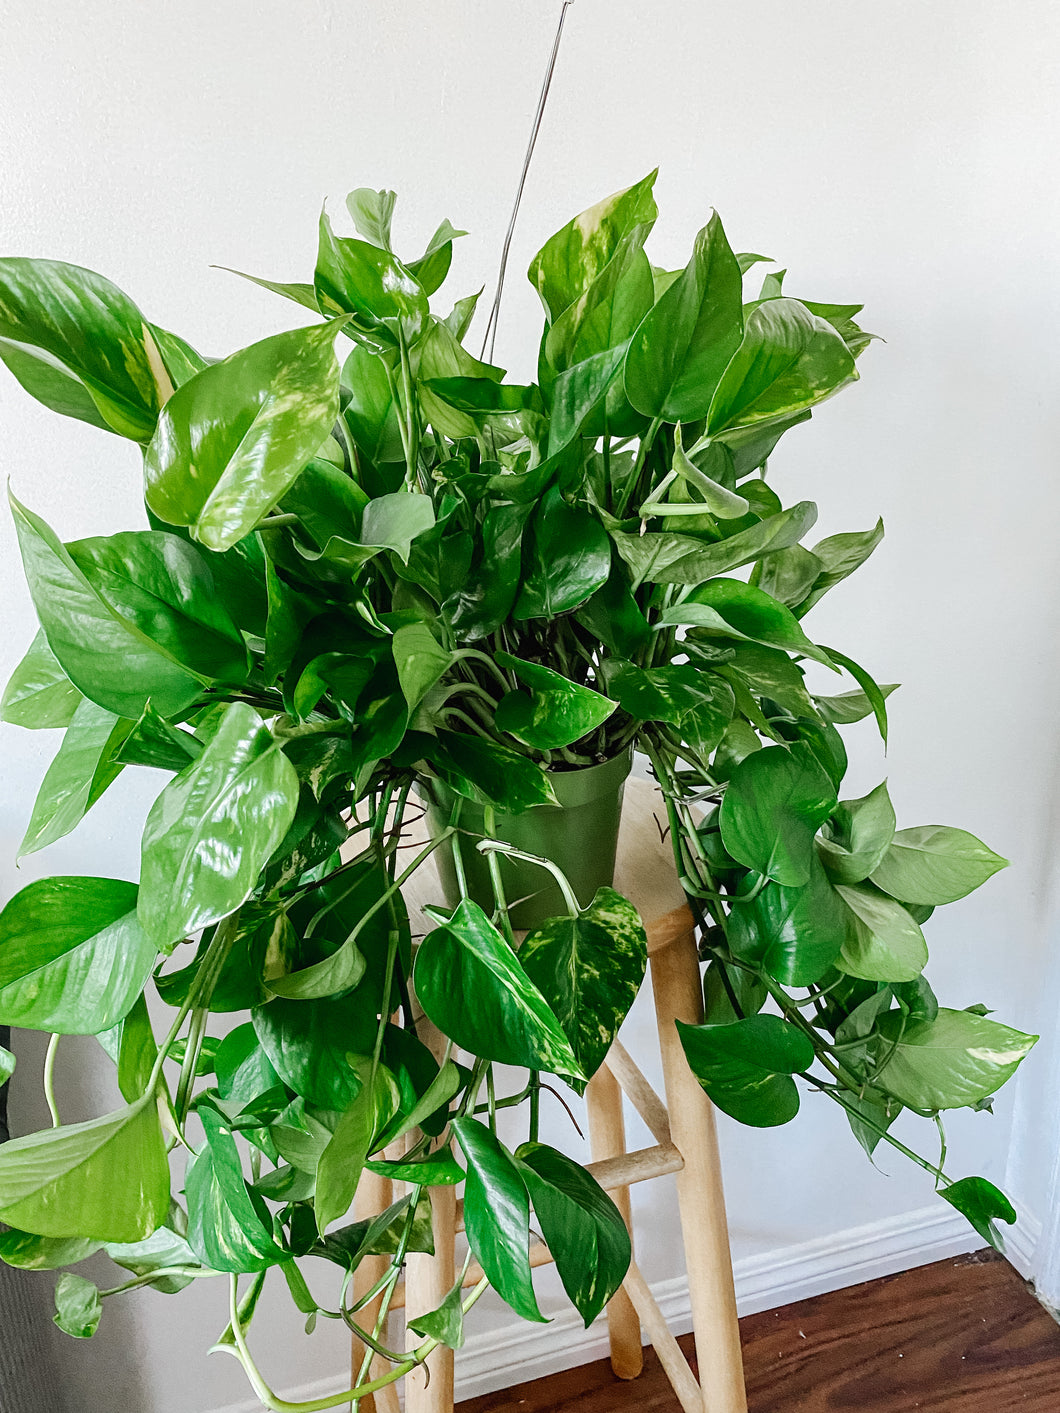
421;748;633;930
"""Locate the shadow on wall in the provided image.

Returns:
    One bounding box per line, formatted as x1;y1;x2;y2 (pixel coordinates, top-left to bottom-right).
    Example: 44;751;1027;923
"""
0;1027;154;1413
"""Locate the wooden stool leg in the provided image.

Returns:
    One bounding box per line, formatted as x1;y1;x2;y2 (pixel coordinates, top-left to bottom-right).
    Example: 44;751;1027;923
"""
586;1065;643;1379
350;1166;400;1413
649;920;747;1413
404;1183;456;1412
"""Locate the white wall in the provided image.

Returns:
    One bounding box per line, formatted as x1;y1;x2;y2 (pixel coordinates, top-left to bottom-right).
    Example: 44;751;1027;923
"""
2;2;1059;1409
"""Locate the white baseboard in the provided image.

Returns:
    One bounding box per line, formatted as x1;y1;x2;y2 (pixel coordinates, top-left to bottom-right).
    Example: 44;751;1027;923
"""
1005;1199;1041;1279
209;1199;1005;1412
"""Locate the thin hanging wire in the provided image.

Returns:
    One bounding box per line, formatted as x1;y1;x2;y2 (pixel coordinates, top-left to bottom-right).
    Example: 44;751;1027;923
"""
479;0;576;363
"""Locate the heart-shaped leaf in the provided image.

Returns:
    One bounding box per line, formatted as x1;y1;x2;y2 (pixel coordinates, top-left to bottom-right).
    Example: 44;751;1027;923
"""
836;881;928;983
145;322;345;551
0;877;156;1034
519;886;647;1085
720;743;837;887
494;652;615;750
138;702;299;952
870;826;1008;906
872;1009;1036;1111
677;1014;814;1126
415;900;582;1079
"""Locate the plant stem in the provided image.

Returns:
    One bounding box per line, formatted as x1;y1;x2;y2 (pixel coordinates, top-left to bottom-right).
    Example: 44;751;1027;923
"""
43;1032;61;1127
225;1274;490;1413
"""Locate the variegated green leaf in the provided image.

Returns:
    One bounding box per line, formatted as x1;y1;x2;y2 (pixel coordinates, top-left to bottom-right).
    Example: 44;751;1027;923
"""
415;900;583;1080
519;887;647;1087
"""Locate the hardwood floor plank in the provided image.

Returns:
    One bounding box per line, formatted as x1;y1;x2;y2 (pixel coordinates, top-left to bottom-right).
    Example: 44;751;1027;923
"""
457;1253;1060;1413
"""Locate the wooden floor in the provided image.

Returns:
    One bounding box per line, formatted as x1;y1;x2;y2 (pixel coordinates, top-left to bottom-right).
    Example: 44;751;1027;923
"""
458;1252;1060;1412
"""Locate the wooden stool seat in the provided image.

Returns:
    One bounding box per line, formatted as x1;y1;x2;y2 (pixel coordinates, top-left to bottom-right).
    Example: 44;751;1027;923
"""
353;778;747;1413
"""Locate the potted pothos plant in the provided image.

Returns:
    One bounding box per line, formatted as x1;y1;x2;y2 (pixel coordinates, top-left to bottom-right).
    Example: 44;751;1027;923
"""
0;172;1036;1409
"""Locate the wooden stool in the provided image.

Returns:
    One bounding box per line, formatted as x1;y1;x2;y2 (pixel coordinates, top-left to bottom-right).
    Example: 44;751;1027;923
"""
354;778;747;1413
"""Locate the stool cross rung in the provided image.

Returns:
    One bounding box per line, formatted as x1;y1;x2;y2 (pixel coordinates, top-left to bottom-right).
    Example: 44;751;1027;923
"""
604;1039;673;1146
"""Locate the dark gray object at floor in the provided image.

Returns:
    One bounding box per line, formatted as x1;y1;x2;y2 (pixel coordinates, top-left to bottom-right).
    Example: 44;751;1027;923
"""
0;1026;68;1413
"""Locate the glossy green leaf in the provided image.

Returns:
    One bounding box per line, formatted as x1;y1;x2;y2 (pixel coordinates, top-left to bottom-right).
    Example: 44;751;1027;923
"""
659;578;834;668
514;487;610;619
707;298;857;434
603;661;734;754
251;993;374;1111
0;1094;169;1241
407;1279;466;1349
114;702;202;773
10;496;228;720
677;1014;814;1127
366;1147;464;1187
517;1142;630;1326
614;500;818;587
720;743;837;887
147;323;208;388
798;520;885;614
375;1056;462;1150
138;702;299;952
873;1009;1036;1111
543;229;654;377
345;188;397;250
415;899;582;1079
836;882;928;983
408;218;466;295
547;344;630;454
443;501;533;641
361;492;436;563
17;699;130;859
814;683;899;727
431;730;558;814
452;1117;544;1323
820;645;891;745
702;962;767;1025
68;530;249;682
144;322;344;551
312;1192;435;1272
520;887;647;1085
0;877;155;1034
753;544;824;609
215;267;323;315
186;1105;285;1272
870;827;1008;906
528;172;658;324
0;1229;100;1271
315;1065;400;1232
624;212;743;421
105;1224;203;1295
394;623;453;713
444;290;481;342
727;854;847;987
0;1044;13;1086
817;782;896;884
940;1176;1017;1251
494;651;615;750
107;993;158;1103
53;1272;102;1339
2;629;82;729
157;905;295;1014
315;212;427;338
0;258;164;439
720;643;814;719
341;343;404;465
